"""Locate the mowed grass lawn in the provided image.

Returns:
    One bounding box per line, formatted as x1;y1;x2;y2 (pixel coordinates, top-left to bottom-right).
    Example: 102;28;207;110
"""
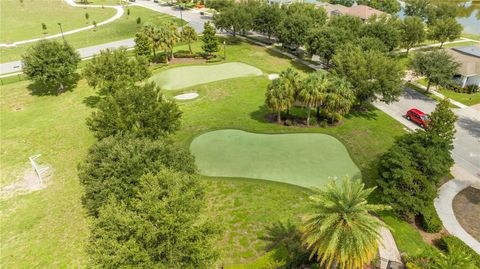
150;62;262;90
191;130;360;189
0;6;183;63
1;39;431;268
0;0;115;43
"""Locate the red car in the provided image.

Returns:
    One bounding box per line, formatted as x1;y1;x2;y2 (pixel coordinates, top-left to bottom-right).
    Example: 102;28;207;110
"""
406;108;430;128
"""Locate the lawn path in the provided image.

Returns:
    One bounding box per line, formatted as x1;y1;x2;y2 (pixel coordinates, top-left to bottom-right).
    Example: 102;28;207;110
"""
0;0;124;47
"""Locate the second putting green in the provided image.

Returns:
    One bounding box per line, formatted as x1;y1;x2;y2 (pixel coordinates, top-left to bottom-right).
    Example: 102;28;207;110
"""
150;62;263;90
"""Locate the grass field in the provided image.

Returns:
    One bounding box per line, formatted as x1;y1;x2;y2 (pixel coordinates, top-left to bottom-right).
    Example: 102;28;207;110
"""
0;0;115;44
150;62;263;90
191;130;360;188
0;6;182;63
0;39;432;268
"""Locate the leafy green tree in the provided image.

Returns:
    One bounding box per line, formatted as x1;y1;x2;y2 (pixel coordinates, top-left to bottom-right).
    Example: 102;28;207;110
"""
78;135;195;216
357;0;401;14
332;44;404;105
298;72;329;126
426;98;457;150
134;32;153;61
377;135;437;219
41;22;47;34
409;49;460;91
254;3;284;40
85;12;90;22
22;40;80;95
404;0;431;20
83;48;150;95
87;82;181;140
265;78;292;123
303;177;389;269
323;76;355;123
428;18;463;48
360;15;401;51
277;3;327;50
400;16;426;54
201;22;219;55
205;0;234;12
181;25;197;54
328;0;354;7
306;27;351;67
213;2;254;37
87;170;220;268
136;16;141;25
426;2;459;24
327;14;362;36
355;36;388;53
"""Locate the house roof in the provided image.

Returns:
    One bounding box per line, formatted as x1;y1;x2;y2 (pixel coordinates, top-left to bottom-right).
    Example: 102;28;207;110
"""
318;3;385;20
447;45;480;76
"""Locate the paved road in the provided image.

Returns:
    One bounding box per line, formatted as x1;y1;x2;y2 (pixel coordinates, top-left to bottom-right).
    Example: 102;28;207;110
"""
375;87;480;180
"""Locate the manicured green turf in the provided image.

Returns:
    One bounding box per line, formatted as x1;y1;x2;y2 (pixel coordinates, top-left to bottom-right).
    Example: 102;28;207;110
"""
150;62;263;90
415;79;480;106
191;130;360;189
0;39;430;268
0;6;183;63
0;0;115;43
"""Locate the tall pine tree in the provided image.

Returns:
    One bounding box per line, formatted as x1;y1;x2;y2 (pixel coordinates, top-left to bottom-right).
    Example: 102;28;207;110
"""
201;22;219;55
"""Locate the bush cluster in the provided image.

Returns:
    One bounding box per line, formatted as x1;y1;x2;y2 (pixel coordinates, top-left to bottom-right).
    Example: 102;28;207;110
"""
438;235;480;267
419;203;442;233
449;84;479;94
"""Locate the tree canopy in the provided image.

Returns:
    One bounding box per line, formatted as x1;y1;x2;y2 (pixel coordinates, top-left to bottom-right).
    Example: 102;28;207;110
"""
83;48;150;95
78;135;195;216
360;15;401;51
399;16;426;53
87;170;219;268
22;40;80;95
428;17;463;48
409;49;460;91
306;27;352;67
332;44;404;105
86;82;182;140
201;22;219;54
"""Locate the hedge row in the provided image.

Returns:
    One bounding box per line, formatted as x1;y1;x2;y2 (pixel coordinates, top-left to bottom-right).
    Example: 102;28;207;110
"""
420;203;442;233
438;235;480;267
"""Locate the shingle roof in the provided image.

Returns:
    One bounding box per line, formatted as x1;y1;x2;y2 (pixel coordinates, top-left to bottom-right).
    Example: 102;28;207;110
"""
447;45;480;76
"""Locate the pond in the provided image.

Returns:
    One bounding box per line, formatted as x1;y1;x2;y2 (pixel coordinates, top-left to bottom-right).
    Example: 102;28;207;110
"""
398;0;480;35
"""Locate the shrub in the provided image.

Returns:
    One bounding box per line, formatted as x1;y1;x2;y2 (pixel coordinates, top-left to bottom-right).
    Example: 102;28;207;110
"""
466;84;479;94
448;83;463;93
438;235;480;267
173;50;195;58
420;203;442;233
78;135;196;216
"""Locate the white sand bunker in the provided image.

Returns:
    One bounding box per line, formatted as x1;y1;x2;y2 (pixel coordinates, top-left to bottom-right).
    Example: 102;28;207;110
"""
175;92;199;100
268;73;279;80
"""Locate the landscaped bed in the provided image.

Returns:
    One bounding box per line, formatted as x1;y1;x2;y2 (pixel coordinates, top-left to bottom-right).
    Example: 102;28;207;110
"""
453;187;480;241
190;129;360;189
150;62;262;90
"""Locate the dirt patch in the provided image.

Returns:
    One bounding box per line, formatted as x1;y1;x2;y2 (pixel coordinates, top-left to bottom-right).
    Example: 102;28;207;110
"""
413;217;447;245
453;187;480;241
0;168;51;198
169;57;207;65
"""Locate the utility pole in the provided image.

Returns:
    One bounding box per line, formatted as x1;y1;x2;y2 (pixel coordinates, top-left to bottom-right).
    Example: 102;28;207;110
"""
57;23;65;42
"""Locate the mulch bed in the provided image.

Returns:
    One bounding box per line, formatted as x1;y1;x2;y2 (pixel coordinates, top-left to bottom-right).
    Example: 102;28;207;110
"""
453;187;480;241
169;57;207;65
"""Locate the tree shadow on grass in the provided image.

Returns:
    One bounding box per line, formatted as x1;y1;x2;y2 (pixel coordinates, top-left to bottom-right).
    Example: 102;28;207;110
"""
261;220;314;268
249;104;270;123
27;74;80;96
344;105;379;121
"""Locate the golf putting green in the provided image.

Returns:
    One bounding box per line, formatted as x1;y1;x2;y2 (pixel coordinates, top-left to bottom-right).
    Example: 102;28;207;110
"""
150;62;263;90
190;130;360;189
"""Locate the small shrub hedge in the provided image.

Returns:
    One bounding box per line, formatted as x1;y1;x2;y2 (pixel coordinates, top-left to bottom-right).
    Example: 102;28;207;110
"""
448;84;479;94
206;57;222;63
438;235;480;267
173;51;195;58
420;204;442;233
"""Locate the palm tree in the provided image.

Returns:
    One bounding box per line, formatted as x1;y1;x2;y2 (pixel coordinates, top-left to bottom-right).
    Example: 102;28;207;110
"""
181;25;197;54
265;78;290;123
302;177;390;269
323;76;355;124
280;67;301;99
142;24;161;58
297;72;328;126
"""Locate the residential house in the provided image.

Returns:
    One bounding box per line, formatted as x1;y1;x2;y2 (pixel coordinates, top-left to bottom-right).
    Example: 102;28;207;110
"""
316;3;385;21
447;45;480;87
